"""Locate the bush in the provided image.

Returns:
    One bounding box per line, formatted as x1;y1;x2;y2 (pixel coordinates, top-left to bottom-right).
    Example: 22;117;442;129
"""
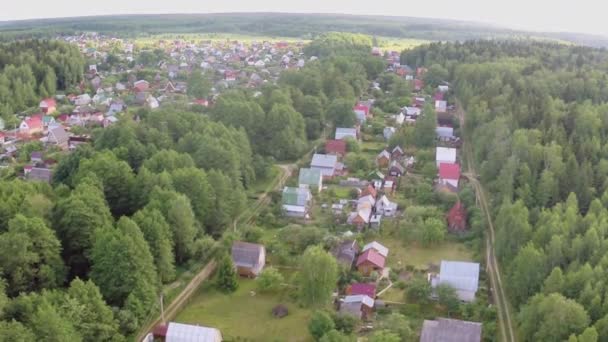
256;267;285;293
406;277;431;304
331;312;358;334
309;311;335;341
242;226;264;243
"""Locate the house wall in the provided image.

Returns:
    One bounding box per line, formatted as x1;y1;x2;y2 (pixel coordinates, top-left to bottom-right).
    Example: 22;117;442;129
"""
439;178;459;188
358;262;381;276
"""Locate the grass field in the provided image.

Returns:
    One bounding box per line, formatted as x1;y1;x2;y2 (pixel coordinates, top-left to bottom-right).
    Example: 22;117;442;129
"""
375;237;473;270
175;278;313;342
248;165;280;195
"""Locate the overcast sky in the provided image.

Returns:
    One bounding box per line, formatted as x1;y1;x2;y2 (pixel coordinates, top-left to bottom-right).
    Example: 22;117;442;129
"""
1;0;606;36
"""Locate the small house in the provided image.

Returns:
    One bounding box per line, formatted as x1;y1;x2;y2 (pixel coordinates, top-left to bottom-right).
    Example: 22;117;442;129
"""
39;98;57;114
47;126;69;149
391;146;405;160
356;249;385;276
362;241;389;258
75;94;92;106
375;195;397;217
436;126;454;141
347;207;372;230
376;150;391;168
335;128;358;141
340;295;374;320
383;127;395;141
27;167;52;183
353;105;370;123
311;154;339;178
282;187;312;218
30;151;43;163
360;184;378;199
438;85;450;93
19;115;43;136
436;147;457;167
347;283;376;298
447;202;467;232
133;80;150;92
152;322;222;342
332;240;360;268
430;261;480;302
231;241;266;277
435;100;448;114
420;318;481;342
325;140;347;156
298;168;323;193
388;161;405;177
438;163;461;189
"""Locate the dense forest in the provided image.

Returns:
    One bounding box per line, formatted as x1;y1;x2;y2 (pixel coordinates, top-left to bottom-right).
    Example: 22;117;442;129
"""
0;40;84;121
2;13;608;47
403;40;608;341
0;33;382;340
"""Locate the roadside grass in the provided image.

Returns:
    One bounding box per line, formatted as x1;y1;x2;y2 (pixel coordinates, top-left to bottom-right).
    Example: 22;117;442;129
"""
175;277;313;342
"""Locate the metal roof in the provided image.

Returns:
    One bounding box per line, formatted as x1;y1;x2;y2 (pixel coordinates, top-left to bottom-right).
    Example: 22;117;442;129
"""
420;318;482;342
298;168;322;186
166;322;222;342
311;154;338;169
437;261;480;301
362;241;389;257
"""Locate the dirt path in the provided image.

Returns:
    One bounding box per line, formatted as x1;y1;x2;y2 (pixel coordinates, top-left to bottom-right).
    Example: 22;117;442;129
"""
457;104;517;342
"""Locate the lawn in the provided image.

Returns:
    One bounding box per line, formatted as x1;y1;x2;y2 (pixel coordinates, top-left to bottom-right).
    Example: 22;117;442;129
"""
248;165;280;195
175;278;313;342
374;237;473;270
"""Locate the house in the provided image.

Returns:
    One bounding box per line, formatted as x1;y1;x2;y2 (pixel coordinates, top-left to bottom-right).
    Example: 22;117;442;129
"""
39;98;57;114
347;283;376;298
383;179;396;194
376;150;391;168
47;126;69;149
27;167;52;183
435;100;448;114
420;318;482;342
332;240;360;267
383;127;395;141
42;115;56;128
436;147;457;167
394;112;405;125
30;151;43;163
282;187;312;218
298;168;323;193
152;322;222;342
133;80;150;92
391;146;405;160
311;154;339;178
335;128;358;141
405;106;422;116
358;194;376;208
360;184;378;199
414;79;424;91
362;241;389;257
225;70;237;81
353;105;370;123
438;85;450;93
340;295;374;320
438;163;461;188
231;241;266;277
325;140;347;156
447;202;467;232
430;261;480;302
413;97;426;107
75;94;92;106
388;161;405;177
436;126;454;141
146;96;160;110
376;195;397;217
19;115;43;135
356;248;386;276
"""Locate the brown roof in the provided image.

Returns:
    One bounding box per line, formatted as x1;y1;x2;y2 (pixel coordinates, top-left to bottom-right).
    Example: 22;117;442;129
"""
325;140;347;155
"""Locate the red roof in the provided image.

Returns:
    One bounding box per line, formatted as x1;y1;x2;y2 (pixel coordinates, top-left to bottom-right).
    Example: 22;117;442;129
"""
447;201;467;231
153;324;169;338
350;283;377;298
434;92;445;101
439;163;461;181
414;79;424;90
40;98;57;108
24;115;43;130
194;99;209;106
325;139;347;155
356;249;386;268
354;105;370;116
57;114;69;122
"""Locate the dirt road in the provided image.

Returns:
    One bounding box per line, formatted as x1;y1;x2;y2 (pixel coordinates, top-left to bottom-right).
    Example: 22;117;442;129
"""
458;104;517;342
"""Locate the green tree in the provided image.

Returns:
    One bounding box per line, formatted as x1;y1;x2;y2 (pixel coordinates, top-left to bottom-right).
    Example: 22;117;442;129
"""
326;99;356;127
132;208;176;283
509;243;547;306
30;300;82;342
187;71;212;99
420;217;446;247
413;104;437;148
298;246;338;308
216;254;238;293
377;313;413;342
256;267;284;293
406;277;432;304
578;327;598;342
0;215;65;296
542;267;564;295
309;310;335;341
0;320;36;342
369;330;401;342
495;200;531;263
436;284;460;315
319;330;352;342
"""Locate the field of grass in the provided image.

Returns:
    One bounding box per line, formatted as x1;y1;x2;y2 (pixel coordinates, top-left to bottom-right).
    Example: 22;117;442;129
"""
375;237;473;270
248;165;280;195
379;37;429;51
176;278;313;342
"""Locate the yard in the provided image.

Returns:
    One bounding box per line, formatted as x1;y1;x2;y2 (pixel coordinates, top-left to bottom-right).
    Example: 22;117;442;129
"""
175;277;314;342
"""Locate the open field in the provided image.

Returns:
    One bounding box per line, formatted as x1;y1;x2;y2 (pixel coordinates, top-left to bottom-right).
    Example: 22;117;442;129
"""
375;236;473;270
176;278;313;341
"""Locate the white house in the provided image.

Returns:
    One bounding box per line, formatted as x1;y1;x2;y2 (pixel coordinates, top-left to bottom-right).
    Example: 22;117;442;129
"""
436;147;457;167
435;100;447;113
436;126;454;140
430;261;480;302
335;128;358;140
311;154;339;178
375;195;397;217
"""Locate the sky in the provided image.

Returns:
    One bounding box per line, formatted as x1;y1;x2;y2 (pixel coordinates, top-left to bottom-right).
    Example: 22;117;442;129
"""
1;0;606;36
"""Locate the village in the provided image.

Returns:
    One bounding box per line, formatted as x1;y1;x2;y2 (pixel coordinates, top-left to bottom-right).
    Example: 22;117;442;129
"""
0;32;489;342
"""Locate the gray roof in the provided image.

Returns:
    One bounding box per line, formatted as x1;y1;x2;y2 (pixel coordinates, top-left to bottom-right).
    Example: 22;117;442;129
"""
436;261;480;302
420;318;482;342
48;126;69;145
311;154;338;168
339;302;362;319
231;241;265;268
335;128;357;140
298;168;322;186
332;240;359;266
28;168;52;183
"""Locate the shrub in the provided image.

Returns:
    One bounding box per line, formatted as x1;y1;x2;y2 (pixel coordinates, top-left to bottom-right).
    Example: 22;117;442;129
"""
257;267;285;293
309;311;335;341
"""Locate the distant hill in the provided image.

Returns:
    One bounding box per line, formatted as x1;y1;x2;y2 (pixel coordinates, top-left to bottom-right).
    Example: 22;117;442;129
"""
1;13;607;48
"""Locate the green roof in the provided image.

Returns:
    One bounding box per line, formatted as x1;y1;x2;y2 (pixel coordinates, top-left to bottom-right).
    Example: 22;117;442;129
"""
298;168;322;186
282;187;310;206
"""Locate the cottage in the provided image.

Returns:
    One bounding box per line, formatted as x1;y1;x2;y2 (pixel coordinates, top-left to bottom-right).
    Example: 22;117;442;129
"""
30;151;43;163
391;146;405;160
75;94;92;106
414;79;424;91
340;295;374;320
383;127;395;141
332;240;360;267
146;96;160;110
19;115;43;136
360;184;378;199
388;161;405;177
325;140;347;156
231;241;266;277
420;318;481;342
362;241;389;257
438;85;450;93
376;195;397;217
152;322;222;342
447;202;467;232
335;128;358;141
47;126;69;149
27;167;52;183
436;147;457;167
311;154;339;178
42;115;56;128
435;100;448;114
358;194;376;208
39;98;57;114
298;168;323;193
376;150;391;168
430;261;480;302
133;80;150;92
282;187;312;218
353;105;370;123
356;249;385;276
370;214;382;229
438;163;461;188
394;112;405;125
436;126;454;140
347;283;376;298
